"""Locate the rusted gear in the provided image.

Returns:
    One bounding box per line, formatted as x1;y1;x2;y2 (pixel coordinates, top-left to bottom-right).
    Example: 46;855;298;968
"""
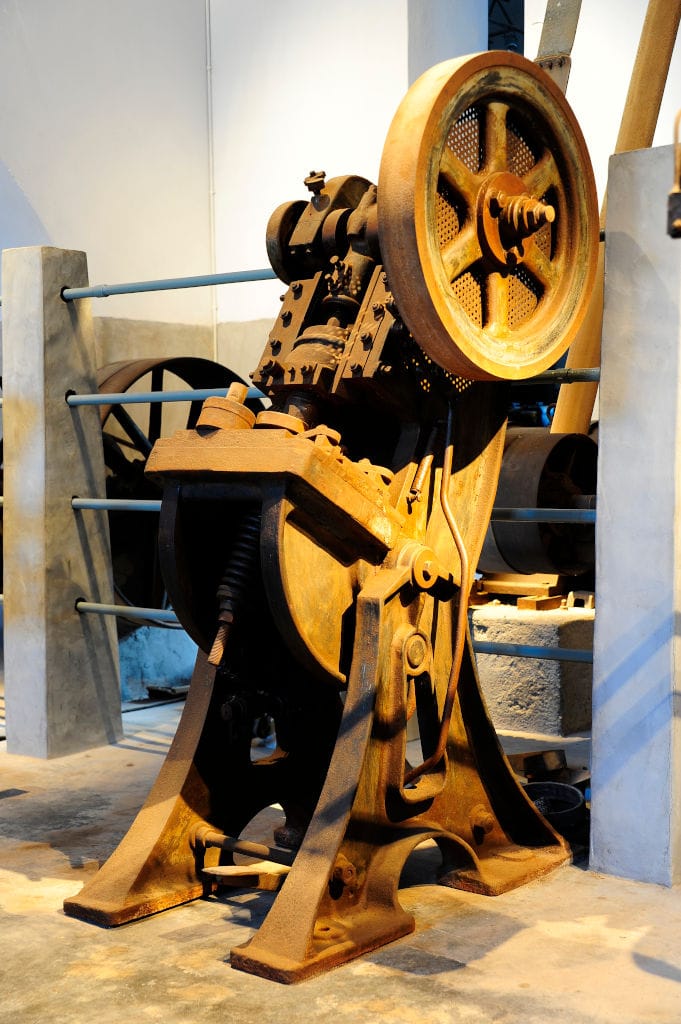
378;51;598;381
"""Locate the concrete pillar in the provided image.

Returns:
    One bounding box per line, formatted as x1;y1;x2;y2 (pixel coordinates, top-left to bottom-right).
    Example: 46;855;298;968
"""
2;246;122;757
408;0;488;83
591;146;681;885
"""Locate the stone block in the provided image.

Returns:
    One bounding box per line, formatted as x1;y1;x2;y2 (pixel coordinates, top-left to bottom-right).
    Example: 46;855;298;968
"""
471;605;593;737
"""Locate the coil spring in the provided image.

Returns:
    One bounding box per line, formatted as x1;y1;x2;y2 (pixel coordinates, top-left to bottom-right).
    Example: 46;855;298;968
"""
208;508;261;667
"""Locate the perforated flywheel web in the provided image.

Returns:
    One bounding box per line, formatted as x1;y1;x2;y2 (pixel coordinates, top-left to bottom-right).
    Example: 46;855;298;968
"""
438;102;556;332
402;335;472;397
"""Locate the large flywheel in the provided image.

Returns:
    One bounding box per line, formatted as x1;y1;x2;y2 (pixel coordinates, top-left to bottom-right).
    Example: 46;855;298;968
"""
378;51;598;380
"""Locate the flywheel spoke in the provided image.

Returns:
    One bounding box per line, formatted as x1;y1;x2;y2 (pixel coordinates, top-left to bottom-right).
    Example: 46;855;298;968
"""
523;150;560;200
111;405;153;458
485;271;509;331
148;366;164;444
484;102;509;173
524;245;559;291
441;222;482;283
440;148;480;206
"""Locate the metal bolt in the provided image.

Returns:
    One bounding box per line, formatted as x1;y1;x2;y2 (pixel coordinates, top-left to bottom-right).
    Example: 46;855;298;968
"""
291;281;303;296
281;310;292;325
304;170;326;195
360;331;373;346
372;302;384;317
405;634;428;671
470;804;495;841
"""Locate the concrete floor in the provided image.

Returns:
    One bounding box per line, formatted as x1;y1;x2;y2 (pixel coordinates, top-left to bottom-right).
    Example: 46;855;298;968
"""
1;698;681;1024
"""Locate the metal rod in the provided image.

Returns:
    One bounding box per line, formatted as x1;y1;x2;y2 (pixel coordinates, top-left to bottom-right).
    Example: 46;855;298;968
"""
515;367;601;384
491;507;596;524
196;827;295;867
473;640;593;663
61;267;277;301
75;600;179;624
404;405;469;788
66;385;263;407
72;498;162;513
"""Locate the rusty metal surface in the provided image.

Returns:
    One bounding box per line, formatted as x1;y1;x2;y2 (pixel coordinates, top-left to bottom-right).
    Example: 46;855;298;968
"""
479;426;597;576
378;51;598;381
534;0;582;91
65;53;599;982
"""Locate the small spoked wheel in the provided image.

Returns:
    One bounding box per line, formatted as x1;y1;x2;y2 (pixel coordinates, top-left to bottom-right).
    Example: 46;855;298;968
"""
97;358;259;633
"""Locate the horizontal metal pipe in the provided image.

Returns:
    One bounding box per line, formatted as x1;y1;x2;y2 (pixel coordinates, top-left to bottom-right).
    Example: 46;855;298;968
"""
473;640;593;663
72;498;162;513
61;267;277;301
491;507;596;524
75;600;179;624
197;828;295;867
514;367;601;385
66;385;264;407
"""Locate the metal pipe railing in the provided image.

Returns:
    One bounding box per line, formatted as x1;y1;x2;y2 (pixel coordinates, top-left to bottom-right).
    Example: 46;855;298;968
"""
61;267;277;302
69;497;596;522
66;385;263;407
72;498;162;513
472;640;593;663
491;507;596;524
75;600;179;624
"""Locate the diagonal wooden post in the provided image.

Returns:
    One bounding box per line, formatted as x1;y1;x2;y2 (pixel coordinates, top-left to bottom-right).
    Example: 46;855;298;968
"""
2;246;122;757
551;0;681;434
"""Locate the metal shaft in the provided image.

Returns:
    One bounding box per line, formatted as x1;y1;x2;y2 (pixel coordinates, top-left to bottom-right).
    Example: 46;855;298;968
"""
196;828;295;868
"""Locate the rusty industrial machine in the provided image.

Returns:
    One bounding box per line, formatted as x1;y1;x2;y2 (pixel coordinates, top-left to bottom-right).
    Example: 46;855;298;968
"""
64;52;598;982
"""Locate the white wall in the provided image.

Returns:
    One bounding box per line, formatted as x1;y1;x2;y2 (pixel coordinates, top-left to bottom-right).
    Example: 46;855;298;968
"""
0;0;213;326
209;0;487;328
1;2;674;334
525;0;681;205
209;0;408;326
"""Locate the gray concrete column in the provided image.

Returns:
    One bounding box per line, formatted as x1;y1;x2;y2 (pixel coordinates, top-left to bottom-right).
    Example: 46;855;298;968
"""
2;246;121;758
408;0;488;83
591;146;681;885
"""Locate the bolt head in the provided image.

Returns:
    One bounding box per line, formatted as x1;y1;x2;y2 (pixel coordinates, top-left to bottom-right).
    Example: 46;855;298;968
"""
405;634;428;670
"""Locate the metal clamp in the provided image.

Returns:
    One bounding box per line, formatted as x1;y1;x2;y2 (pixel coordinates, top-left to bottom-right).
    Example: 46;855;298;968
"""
668;109;681;237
